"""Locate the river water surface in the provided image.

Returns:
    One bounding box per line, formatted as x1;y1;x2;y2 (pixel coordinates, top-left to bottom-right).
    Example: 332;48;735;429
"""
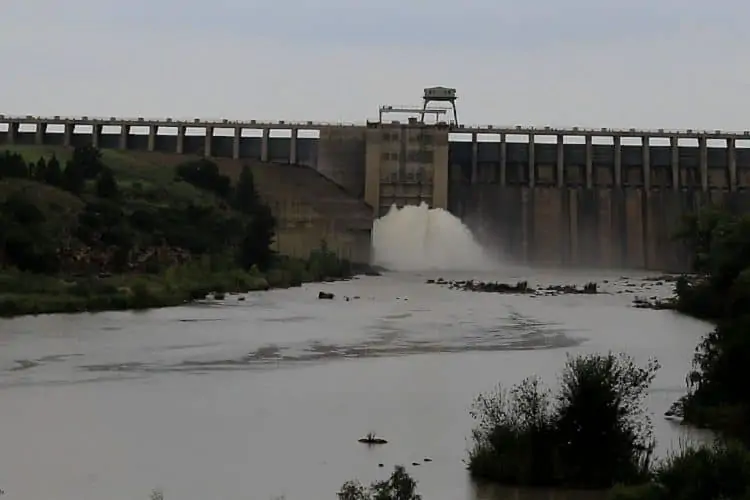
0;269;713;500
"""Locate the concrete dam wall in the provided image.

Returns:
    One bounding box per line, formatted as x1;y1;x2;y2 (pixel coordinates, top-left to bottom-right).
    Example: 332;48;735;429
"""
3;115;750;271
448;137;750;271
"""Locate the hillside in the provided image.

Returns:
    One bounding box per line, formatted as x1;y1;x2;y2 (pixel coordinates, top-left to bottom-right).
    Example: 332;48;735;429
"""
3;147;373;263
0;145;361;317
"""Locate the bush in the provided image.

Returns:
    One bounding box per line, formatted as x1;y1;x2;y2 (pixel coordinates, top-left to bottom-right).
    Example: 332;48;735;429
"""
307;240;351;280
680;316;750;444
337;465;421;500
468;352;659;489
673;207;750;442
610;440;750;500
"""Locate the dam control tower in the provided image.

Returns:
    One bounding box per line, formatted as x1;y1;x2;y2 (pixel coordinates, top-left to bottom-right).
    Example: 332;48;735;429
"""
421;87;459;126
365;88;454;214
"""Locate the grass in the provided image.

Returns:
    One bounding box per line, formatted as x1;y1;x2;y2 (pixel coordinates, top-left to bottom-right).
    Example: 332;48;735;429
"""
0;252;352;318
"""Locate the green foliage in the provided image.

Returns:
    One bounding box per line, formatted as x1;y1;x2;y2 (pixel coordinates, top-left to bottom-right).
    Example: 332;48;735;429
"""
468;352;658;489
337;465;421;500
610;440;750;500
0;147;358;318
0;151;29;178
0;192;60;273
673;206;750;443
174;159;231;199
236;203;276;271
71;145;105;179
307;240;352;280
61;158;86;194
231;165;276;271
0;248;355;317
96;167;119;199
0;147;281;275
43;155;63;186
674;208;750;320
233;164;260;214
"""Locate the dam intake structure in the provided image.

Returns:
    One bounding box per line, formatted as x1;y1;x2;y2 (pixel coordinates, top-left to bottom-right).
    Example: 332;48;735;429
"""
3;88;750;272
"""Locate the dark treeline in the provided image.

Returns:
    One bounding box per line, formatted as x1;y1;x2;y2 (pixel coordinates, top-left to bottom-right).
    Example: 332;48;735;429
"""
0;147;277;275
0;147;353;316
673;207;750;444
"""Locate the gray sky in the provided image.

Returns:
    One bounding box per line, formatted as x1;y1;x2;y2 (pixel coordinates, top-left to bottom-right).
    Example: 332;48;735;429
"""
2;1;749;131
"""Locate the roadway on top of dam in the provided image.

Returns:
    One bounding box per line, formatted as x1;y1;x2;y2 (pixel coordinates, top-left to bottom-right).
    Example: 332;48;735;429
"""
3;114;750;140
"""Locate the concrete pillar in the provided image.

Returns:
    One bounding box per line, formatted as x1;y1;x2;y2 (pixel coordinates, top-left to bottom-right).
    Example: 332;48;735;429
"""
432;128;450;210
7;122;19;145
499;134;507;186
232;127;241;159
119;125;129;149
261;129;269;162
204;127;213;157
728;137;737;191
290;128;298;164
641;136;650;190
698;136;708;191
613;135;622;187
470;132;478;183
147;125;157;152
556;135;565;187
92;124;101;149
670;136;679;190
585;134;593;189
35;123;45;145
63;123;73;147
528;134;535;188
364;127;382;214
176;126;185;154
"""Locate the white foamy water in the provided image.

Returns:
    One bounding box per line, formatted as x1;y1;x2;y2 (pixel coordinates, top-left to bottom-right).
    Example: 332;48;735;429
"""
371;202;496;271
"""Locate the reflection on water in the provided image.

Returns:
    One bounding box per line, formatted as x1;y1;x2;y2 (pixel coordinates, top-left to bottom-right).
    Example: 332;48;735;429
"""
0;269;713;500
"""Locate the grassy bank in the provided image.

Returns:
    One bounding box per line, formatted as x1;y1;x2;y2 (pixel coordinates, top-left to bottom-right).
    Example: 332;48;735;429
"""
0;248;362;318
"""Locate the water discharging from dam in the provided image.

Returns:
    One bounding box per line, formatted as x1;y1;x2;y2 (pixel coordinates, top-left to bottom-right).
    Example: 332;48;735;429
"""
371;202;496;272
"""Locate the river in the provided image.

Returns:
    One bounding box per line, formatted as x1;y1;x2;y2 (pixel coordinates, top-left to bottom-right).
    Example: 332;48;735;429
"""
0;269;713;500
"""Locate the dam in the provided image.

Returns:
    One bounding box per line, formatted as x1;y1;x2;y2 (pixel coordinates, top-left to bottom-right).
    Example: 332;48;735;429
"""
2;92;750;271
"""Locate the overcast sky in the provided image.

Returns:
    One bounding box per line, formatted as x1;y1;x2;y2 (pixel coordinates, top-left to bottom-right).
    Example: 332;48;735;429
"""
1;1;749;131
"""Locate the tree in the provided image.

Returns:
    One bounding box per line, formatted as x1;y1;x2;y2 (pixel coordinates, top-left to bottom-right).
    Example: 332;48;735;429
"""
174;159;231;199
673;206;750;443
31;157;47;181
0;194;59;273
0;151;28;178
554;353;659;487
44;155;63;186
337;466;421;500
96;167;119;199
71;145;105;179
468;352;659;488
61;159;86;194
236;203;276;271
233;164;260;214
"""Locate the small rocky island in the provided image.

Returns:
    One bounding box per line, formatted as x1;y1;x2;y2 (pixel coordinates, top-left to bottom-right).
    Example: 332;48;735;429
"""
426;278;599;296
358;432;388;444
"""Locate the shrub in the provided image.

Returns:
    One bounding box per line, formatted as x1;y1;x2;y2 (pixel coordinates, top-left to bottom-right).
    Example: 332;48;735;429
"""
469;352;659;489
337;465;421;500
610;440;750;500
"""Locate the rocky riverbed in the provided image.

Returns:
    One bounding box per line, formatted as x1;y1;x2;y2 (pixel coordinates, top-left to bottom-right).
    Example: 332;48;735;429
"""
425;274;685;310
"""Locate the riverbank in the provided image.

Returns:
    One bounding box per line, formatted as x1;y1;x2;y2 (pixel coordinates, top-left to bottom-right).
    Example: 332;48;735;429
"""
0;256;379;318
